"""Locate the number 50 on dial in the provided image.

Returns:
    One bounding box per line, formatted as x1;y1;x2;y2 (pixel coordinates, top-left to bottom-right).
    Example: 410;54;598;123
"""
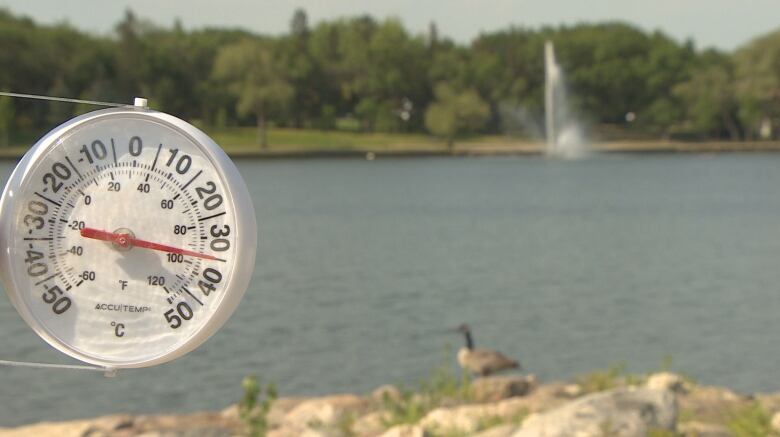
0;107;257;368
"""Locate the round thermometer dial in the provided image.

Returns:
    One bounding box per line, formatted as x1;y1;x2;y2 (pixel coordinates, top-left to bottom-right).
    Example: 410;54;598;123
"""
0;107;256;368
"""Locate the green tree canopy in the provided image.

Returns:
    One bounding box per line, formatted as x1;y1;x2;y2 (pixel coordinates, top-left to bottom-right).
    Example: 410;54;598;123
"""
734;29;780;139
212;38;294;147
1;7;780;143
673;50;740;139
425;83;490;149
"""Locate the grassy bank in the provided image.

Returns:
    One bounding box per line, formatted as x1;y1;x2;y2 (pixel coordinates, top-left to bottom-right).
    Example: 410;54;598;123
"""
210;127;780;156
3;126;780;160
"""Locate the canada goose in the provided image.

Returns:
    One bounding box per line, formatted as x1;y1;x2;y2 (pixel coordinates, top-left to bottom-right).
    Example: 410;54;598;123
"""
455;323;520;376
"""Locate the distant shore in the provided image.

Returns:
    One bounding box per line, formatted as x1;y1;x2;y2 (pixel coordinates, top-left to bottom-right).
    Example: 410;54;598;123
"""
2;371;780;436
173;140;780;159
2;140;780;161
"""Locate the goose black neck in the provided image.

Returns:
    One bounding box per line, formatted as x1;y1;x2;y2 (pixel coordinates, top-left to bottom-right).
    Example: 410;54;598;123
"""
463;331;474;350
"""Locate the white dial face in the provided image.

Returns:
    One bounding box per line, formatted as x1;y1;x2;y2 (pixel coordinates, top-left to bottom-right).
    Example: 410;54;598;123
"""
1;111;253;367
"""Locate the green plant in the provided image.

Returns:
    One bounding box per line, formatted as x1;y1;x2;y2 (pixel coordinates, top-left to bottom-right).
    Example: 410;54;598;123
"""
624;372;647;387
576;364;628;394
677;407;697;424
421;345;473;402
239;375;277;437
660;355;674;372
597;419;619;437
335;411;356;437
727;401;778;437
424;83;490;149
381;389;431;427
381;345;473;427
476;414;508;431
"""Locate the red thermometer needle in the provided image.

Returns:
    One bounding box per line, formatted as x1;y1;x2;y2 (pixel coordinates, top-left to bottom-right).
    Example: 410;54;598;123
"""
80;227;224;262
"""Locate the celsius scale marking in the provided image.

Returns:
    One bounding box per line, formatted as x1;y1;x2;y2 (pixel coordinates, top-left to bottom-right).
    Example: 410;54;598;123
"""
0;98;256;370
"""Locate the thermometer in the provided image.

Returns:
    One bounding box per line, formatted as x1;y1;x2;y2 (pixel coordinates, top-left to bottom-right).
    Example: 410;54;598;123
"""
0;103;256;368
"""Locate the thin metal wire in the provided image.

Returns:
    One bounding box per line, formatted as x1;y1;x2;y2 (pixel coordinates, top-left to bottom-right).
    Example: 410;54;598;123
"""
0;359;117;377
0;91;133;108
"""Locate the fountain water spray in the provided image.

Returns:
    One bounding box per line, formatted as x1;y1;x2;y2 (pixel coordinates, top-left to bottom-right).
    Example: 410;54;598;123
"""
544;41;587;158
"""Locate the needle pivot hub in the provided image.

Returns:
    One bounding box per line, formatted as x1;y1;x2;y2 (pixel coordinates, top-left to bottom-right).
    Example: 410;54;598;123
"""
112;227;135;251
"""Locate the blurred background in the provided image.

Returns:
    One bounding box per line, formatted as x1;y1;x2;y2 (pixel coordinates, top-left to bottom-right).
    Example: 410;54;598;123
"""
0;0;778;148
0;0;780;429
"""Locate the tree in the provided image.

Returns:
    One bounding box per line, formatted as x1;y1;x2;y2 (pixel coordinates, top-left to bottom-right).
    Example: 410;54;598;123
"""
428;21;439;49
734;29;780;139
1;8;775;141
282;8;319;128
290;8;309;39
425;83;489;149
309;17;429;132
114;9;147;97
364;19;429;131
46;77;73;125
673;51;740;139
0;96;14;147
212;39;294;147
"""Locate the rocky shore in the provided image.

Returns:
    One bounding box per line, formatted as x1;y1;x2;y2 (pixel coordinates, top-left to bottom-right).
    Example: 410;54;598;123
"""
3;371;780;437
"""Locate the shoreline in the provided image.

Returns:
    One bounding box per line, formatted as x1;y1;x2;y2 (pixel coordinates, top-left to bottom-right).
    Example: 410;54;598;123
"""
2;140;780;161
3;371;780;436
175;140;780;159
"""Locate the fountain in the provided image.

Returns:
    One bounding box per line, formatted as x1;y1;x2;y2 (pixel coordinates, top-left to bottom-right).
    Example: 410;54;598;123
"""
544;41;587;158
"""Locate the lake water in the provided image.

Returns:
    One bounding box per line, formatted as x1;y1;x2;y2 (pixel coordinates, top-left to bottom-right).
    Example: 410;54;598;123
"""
1;153;780;426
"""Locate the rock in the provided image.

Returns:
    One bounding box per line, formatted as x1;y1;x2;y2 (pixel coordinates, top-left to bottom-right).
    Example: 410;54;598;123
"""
471;375;536;402
283;394;368;430
415;382;572;434
678;421;733;437
772;411;780;433
420;397;530;434
221;397;307;428
512;387;677;437
517;382;577;413
352;411;389;436
83;414;135;435
560;383;583;398
268;397;309;427
299;429;339;437
421;406;482;433
269;426;342;437
372;385;402;404
646;372;688;394
473;424;519;437
219;404;239;419
133;412;238;435
379;424;427;437
0;415;135;437
677;385;748;424
266;426;300;437
756;392;780;413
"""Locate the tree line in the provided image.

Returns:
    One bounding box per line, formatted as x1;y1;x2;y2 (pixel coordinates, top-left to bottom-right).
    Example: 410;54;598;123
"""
0;8;779;146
